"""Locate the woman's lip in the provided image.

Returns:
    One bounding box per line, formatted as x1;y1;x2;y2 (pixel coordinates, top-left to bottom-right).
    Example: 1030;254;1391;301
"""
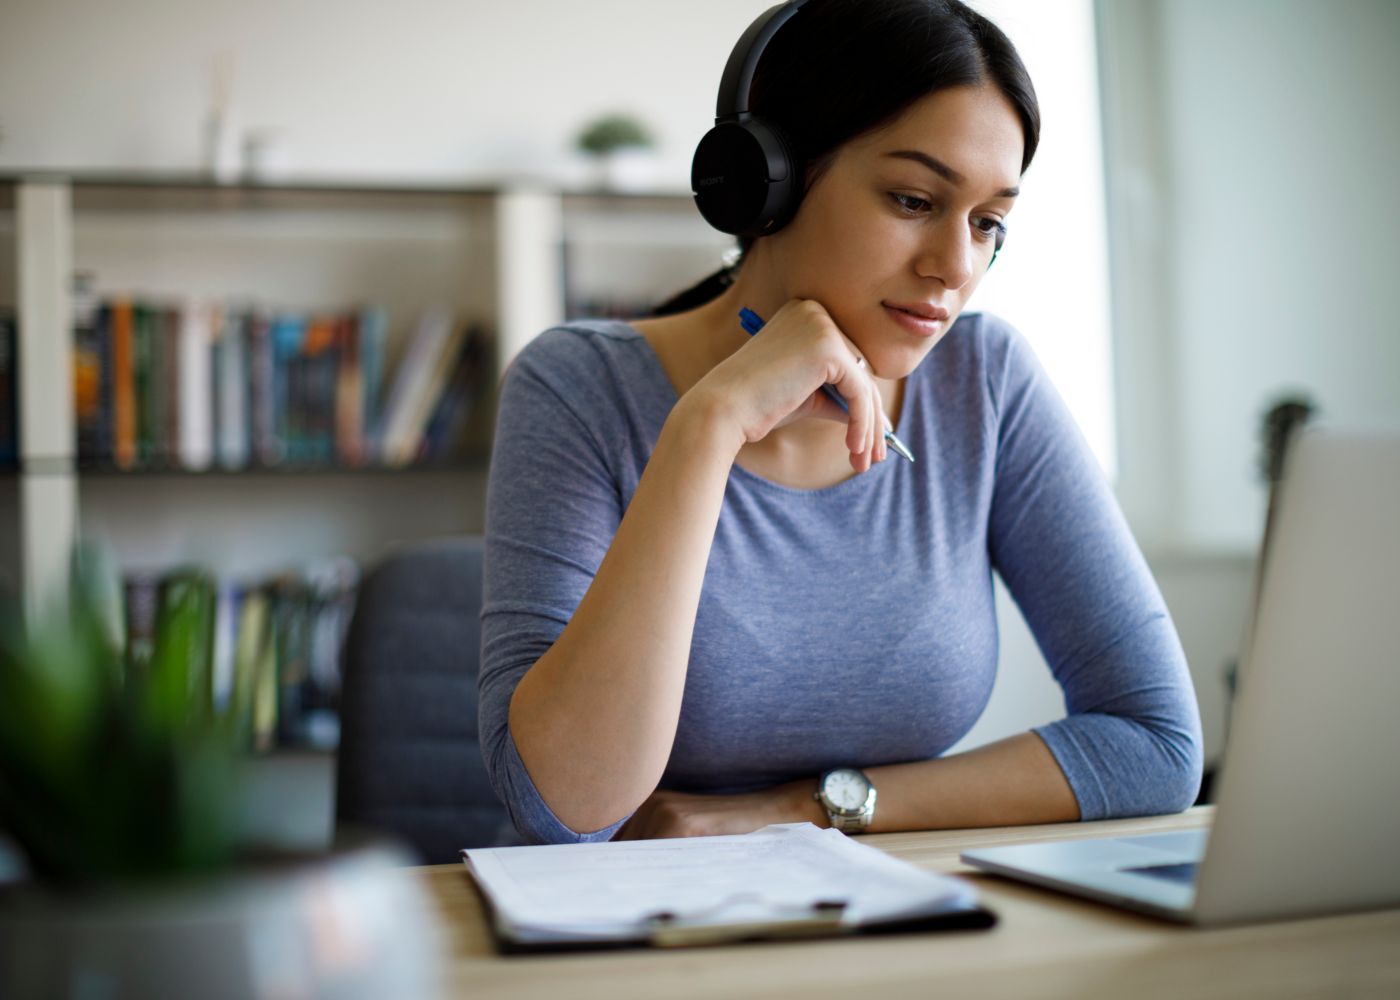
884;301;950;322
883;303;946;336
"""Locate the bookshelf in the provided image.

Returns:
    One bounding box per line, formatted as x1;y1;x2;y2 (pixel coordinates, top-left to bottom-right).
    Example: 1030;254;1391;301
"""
3;176;730;755
2;174;731;609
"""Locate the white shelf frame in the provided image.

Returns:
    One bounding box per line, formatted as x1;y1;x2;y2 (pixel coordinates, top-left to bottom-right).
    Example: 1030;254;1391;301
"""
16;180;77;620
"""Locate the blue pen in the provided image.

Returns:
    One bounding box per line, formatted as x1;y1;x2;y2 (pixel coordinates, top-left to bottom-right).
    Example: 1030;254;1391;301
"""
738;307;916;463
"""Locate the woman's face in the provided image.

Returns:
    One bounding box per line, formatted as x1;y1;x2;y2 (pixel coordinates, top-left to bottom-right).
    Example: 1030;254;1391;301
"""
764;83;1025;379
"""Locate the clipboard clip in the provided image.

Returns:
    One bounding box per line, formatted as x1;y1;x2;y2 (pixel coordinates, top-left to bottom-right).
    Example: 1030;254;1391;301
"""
645;894;847;948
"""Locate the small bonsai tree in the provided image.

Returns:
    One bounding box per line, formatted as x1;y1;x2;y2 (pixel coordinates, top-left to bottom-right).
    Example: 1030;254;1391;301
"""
576;113;654;157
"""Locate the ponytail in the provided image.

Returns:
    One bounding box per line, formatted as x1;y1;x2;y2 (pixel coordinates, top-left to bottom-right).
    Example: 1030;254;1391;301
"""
650;265;738;317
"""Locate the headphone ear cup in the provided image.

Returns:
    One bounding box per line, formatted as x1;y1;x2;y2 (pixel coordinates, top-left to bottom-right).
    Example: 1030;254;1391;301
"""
692;118;802;237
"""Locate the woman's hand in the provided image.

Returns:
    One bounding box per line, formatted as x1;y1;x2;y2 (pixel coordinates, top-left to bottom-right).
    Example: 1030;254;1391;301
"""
686;299;889;473
614;779;828;840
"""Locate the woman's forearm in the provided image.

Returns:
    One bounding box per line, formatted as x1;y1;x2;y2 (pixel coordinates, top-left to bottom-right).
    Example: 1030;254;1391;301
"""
615;731;1081;840
861;732;1080;832
508;391;743;834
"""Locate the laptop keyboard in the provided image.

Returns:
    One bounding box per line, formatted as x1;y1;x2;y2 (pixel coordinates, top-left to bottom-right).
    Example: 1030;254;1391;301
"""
1124;862;1199;885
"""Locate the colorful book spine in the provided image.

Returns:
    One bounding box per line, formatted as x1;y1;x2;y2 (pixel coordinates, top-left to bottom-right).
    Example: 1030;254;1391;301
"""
377;306;457;466
422;323;488;460
94;303;114;465
75;294;483;472
111;299;137;470
119;557;358;752
248;311;276;466
73;287;101;465
358;305;388;459
269;315;306;465
300;317;337;465
162;305;182;467
215;307;250;469
133;303;156;466
334;314;364;466
178;301;214;470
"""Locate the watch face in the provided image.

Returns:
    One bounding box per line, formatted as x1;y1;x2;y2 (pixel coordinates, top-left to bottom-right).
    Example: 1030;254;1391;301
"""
823;770;869;811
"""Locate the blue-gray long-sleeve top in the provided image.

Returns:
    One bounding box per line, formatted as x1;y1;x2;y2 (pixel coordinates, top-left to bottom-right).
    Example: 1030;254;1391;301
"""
479;314;1203;844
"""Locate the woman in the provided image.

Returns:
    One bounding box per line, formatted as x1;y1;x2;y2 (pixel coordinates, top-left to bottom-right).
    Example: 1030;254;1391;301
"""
479;0;1202;845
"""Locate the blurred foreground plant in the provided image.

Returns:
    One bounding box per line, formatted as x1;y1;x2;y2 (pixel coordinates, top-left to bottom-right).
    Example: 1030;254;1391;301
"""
0;562;244;886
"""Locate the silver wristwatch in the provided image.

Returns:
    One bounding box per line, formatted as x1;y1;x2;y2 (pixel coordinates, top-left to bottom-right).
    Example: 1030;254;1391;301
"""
815;768;877;834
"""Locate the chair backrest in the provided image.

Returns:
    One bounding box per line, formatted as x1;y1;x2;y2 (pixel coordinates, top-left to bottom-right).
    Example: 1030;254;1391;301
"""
335;537;514;862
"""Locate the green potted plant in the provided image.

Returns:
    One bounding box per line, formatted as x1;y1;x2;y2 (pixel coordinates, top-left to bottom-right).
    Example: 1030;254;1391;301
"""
0;564;441;998
575;112;658;192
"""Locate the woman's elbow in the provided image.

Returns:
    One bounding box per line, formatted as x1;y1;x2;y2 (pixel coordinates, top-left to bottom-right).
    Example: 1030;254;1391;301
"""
1156;722;1205;814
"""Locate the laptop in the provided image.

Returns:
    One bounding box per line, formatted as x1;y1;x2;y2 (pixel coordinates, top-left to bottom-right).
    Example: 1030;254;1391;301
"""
961;428;1400;925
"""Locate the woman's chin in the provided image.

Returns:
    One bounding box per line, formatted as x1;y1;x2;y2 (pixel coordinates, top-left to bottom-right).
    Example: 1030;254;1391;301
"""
869;340;945;381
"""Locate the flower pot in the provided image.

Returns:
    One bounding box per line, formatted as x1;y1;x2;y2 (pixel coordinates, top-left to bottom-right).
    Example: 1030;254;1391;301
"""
0;840;441;1000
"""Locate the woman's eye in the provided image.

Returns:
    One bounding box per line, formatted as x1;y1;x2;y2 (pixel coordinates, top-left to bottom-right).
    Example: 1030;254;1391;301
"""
891;193;931;214
973;216;1007;242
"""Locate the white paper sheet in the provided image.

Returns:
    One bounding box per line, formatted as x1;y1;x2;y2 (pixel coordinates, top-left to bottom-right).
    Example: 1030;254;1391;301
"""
462;822;978;940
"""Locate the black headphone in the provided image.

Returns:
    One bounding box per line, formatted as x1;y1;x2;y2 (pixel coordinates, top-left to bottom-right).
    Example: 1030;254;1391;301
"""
690;0;1007;267
691;1;808;238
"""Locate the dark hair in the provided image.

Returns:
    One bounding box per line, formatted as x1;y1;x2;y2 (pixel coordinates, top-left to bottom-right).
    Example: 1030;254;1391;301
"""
653;0;1040;316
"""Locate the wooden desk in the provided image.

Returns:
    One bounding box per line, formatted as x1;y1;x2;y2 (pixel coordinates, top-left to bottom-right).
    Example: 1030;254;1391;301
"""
415;807;1400;999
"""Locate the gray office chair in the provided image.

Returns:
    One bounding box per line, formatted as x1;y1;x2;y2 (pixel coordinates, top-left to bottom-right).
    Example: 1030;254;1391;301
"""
335;537;515;862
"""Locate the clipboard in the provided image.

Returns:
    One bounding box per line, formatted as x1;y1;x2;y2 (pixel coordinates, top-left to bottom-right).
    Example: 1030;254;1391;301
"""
464;823;1002;952
474;890;997;954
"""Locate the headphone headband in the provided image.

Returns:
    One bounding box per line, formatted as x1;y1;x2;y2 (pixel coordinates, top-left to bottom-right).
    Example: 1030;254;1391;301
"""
691;1;808;237
715;0;809;120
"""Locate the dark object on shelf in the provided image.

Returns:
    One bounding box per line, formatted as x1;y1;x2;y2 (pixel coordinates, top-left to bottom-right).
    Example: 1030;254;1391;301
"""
336;537;514;862
0;309;17;468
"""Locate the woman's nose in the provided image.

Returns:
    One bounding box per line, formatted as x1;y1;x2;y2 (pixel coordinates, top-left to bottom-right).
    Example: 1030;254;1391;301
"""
913;222;975;291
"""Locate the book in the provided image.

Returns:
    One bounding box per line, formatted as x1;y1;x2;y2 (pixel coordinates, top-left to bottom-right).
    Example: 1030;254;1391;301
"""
122;571;161;674
269;315;307;465
214;306;251;469
149;569;217;715
111;299;137;470
357;305;388;459
73;293;483;472
177;300;214;471
334;314;364;466
300;316;337;465
463;822;994;953
421;322;488;461
0;311;19;467
133;303;158;466
162;304;182;468
248;311;276;466
377;307;461;466
72;277;101;465
95;303;114;465
211;581;242;714
238;589;278;752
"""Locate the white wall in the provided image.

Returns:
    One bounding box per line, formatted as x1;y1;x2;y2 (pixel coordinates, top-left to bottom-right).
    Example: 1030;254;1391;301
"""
0;0;761;186
1105;0;1400;555
1089;0;1400;771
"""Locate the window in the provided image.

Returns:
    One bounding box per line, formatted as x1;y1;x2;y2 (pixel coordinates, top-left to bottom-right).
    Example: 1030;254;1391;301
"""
966;0;1116;476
